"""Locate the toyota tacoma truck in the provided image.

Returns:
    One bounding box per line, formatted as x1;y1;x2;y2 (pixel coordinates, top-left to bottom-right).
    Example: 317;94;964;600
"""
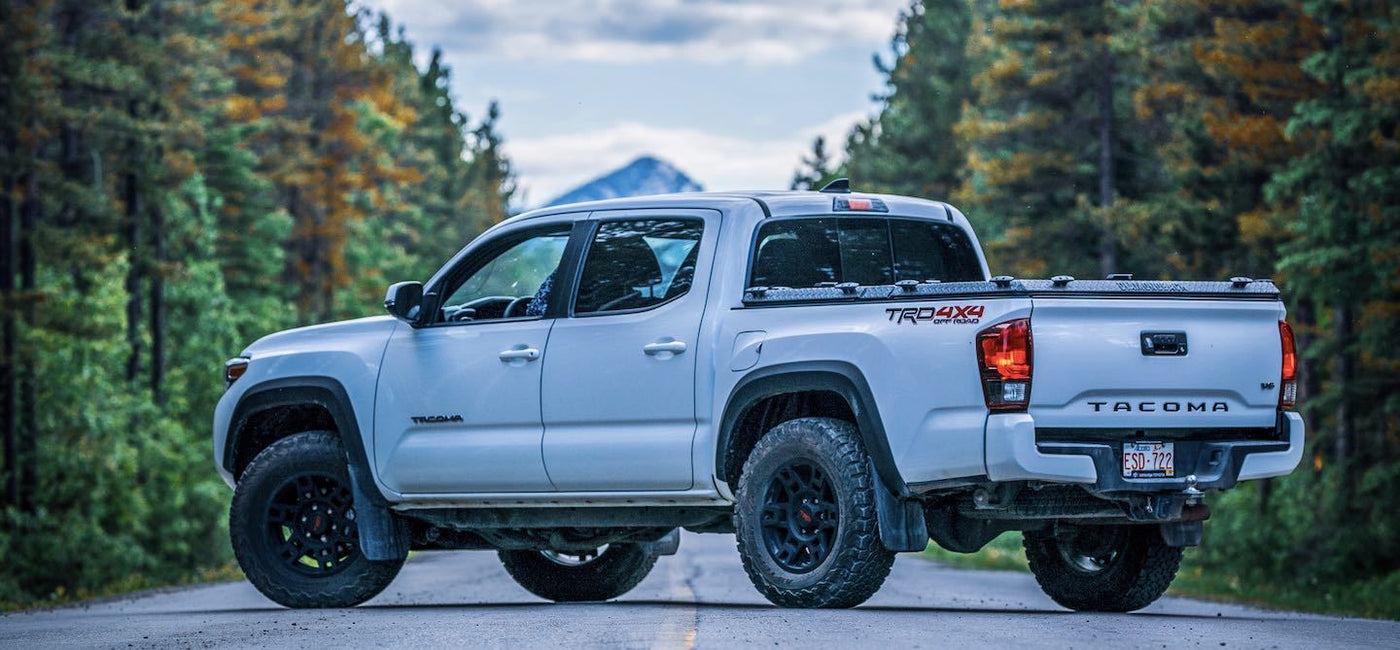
214;182;1304;611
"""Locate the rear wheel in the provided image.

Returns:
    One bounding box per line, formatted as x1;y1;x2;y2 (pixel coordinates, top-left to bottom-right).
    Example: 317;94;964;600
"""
230;431;405;608
499;544;657;602
1024;524;1182;612
733;417;895;608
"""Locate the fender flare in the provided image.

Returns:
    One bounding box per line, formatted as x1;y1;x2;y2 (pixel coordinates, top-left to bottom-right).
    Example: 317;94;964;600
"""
224;376;384;504
716;361;907;497
225;377;408;561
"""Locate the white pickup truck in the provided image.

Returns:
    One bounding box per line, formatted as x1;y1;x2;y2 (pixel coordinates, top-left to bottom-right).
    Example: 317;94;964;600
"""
213;183;1304;612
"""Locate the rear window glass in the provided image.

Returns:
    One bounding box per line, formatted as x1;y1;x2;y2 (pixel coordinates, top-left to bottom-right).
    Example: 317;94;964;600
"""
749;217;981;288
889;220;982;284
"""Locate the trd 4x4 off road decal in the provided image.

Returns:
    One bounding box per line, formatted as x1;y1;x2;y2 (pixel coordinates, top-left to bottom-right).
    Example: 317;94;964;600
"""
885;305;985;325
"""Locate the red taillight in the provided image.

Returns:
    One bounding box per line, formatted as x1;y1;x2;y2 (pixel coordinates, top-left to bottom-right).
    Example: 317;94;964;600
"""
1279;320;1297;408
977;318;1032;411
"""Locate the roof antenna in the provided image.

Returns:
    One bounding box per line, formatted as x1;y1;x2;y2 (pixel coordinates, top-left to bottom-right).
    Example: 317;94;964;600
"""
818;178;850;194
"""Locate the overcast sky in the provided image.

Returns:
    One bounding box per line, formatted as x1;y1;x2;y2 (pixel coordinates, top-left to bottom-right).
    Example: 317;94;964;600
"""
361;0;907;206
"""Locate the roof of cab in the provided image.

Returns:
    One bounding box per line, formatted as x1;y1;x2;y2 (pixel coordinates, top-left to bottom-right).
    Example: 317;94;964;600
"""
497;189;963;231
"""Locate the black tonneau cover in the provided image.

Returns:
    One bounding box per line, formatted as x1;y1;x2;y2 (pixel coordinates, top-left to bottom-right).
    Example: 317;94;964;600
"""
741;279;1281;306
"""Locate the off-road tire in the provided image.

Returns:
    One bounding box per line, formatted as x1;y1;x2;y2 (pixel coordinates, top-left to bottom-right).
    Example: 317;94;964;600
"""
733;417;895;608
1024;524;1182;612
499;544;658;602
230;431;405;608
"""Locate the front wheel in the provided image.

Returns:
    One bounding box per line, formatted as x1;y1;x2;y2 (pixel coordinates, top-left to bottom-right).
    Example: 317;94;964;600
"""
499;544;658;602
733;417;895;608
230;431;405;608
1024;524;1182;612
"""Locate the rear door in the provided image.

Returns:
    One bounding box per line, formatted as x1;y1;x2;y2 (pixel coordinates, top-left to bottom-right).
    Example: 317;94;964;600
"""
540;209;717;491
1028;297;1286;429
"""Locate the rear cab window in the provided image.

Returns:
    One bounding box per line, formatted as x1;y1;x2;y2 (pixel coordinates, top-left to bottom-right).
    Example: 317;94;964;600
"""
749;217;982;289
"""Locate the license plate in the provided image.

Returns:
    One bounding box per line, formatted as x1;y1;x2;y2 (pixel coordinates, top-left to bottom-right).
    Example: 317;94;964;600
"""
1123;441;1175;478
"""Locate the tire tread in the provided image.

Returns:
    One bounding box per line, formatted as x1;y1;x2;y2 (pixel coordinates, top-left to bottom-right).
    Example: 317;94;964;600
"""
734;417;895;608
1023;525;1182;612
498;545;657;602
230;431;404;609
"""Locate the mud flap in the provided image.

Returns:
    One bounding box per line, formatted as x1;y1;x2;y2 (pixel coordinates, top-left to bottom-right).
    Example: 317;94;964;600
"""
348;472;410;561
872;464;929;552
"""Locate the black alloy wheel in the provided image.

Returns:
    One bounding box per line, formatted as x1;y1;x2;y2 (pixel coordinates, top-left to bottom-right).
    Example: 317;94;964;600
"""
265;472;359;576
759;461;839;573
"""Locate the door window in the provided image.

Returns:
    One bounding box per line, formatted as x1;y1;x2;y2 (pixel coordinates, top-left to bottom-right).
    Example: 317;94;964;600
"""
574;219;704;315
437;226;570;323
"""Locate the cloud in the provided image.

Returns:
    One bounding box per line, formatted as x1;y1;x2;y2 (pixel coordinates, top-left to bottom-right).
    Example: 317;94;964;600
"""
368;0;905;64
508;110;870;205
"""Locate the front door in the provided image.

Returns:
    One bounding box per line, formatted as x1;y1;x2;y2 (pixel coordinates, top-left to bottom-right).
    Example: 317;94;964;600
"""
374;222;574;494
541;210;716;491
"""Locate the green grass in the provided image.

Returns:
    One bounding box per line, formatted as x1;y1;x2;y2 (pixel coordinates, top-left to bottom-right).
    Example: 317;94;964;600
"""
919;532;1400;620
0;562;244;613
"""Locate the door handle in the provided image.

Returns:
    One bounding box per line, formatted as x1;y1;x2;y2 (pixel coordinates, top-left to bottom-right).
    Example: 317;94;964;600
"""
642;340;687;355
499;347;540;362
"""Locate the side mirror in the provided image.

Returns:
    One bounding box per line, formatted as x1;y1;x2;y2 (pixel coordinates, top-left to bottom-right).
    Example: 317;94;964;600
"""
384;281;424;325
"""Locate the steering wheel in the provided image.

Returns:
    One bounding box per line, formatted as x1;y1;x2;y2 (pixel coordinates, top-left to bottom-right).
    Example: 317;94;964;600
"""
445;307;476;322
503;296;532;318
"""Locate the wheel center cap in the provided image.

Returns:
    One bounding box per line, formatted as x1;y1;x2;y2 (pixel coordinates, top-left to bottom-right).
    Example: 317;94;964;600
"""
797;508;813;525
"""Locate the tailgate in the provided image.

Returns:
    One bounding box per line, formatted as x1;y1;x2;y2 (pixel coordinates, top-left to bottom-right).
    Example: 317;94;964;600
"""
1029;298;1285;429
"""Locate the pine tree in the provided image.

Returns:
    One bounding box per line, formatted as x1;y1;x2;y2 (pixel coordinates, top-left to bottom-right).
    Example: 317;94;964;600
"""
220;0;414;323
463;101;517;231
1269;0;1400;469
954;0;1135;278
844;0;972;199
790;136;835;190
1123;0;1321;280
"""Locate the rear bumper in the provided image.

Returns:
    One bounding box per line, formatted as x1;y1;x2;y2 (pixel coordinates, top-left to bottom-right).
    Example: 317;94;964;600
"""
984;411;1304;491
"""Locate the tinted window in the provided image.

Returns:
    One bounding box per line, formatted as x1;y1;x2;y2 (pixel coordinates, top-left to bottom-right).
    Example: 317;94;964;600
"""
890;220;982;282
750;218;840;288
838;219;894;285
575;219;704;314
750;217;981;288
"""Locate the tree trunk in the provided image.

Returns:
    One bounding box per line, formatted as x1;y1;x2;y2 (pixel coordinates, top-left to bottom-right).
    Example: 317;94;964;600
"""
1096;52;1118;279
1333;303;1355;467
149;206;165;405
1;169;16;508
18;168;37;512
124;99;143;384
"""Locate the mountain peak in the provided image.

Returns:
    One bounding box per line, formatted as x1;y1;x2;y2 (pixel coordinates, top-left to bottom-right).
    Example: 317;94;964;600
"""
544;155;704;207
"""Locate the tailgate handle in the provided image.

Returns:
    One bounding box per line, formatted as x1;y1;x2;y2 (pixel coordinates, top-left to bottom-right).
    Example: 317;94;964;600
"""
1141;331;1188;356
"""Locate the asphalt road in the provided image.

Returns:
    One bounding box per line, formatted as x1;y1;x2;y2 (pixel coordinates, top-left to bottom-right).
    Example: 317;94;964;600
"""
3;532;1395;649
